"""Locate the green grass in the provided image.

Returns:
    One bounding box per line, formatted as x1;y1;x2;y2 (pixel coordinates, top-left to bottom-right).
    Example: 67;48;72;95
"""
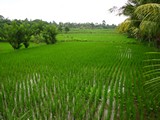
0;42;13;53
0;29;159;120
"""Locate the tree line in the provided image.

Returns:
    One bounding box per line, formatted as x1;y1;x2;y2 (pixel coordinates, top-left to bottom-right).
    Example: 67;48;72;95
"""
57;21;117;30
0;15;116;50
113;0;160;47
0;16;58;49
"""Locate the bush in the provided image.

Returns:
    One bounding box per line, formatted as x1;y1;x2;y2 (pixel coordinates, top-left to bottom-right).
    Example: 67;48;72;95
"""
42;25;58;44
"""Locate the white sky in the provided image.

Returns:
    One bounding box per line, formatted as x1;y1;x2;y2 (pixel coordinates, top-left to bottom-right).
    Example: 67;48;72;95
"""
0;0;128;25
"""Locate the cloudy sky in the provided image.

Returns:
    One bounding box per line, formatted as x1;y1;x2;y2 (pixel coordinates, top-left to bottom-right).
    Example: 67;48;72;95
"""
0;0;128;25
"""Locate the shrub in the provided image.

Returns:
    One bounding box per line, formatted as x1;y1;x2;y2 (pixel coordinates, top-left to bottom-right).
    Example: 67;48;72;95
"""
43;25;58;44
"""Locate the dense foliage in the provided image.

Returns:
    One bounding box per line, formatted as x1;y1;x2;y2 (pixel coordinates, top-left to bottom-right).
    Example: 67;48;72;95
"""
57;21;117;30
116;0;160;47
43;25;57;44
0;17;58;49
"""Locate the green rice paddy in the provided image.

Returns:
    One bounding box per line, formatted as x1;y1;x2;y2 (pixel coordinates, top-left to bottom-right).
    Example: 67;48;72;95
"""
0;29;159;120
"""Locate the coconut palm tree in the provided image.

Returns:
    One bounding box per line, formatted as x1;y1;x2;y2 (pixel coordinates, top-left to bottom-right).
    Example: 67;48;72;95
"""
117;0;142;38
134;3;160;46
118;1;160;45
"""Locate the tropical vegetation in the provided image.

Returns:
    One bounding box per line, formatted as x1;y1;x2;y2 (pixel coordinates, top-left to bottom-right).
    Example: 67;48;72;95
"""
117;0;160;47
0;18;58;49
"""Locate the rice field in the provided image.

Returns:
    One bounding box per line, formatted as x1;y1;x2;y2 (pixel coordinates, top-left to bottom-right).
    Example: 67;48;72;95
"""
0;29;159;120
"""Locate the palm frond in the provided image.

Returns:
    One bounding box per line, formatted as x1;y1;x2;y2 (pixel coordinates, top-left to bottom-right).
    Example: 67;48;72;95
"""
117;18;132;33
135;3;160;22
144;68;160;75
143;52;160;102
139;20;159;38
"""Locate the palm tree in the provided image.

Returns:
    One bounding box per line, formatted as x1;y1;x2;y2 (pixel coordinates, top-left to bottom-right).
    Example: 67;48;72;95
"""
117;1;160;45
134;3;160;46
117;0;142;38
